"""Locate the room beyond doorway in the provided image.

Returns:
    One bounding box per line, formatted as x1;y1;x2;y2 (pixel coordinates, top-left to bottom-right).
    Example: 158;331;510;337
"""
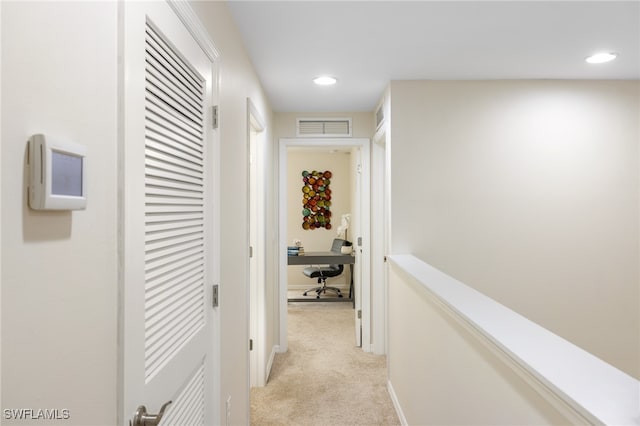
278;138;371;352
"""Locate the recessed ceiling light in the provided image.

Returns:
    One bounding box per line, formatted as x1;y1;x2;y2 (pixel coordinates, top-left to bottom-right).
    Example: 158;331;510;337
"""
313;76;337;86
585;52;617;64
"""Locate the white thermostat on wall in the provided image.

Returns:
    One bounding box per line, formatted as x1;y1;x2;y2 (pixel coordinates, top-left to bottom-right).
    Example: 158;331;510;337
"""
28;134;87;210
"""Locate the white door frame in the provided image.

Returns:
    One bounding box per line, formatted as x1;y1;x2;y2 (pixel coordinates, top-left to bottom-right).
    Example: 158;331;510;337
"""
371;128;388;355
372;94;391;356
278;138;371;352
247;98;267;387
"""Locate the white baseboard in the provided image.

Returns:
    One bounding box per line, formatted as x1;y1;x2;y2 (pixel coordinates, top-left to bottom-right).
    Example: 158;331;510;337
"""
265;345;279;383
387;380;408;426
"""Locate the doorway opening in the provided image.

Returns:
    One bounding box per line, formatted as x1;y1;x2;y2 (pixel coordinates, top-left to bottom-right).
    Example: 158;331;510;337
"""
278;138;371;353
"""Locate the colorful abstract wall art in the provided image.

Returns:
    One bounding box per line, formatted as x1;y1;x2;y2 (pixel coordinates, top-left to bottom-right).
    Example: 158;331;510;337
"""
301;170;332;230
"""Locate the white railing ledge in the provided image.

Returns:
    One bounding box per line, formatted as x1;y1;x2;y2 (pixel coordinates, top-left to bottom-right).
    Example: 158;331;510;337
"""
388;254;640;426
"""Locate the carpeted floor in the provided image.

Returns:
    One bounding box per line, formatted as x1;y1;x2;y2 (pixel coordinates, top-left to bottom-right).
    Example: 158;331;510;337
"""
250;302;400;426
287;289;352;303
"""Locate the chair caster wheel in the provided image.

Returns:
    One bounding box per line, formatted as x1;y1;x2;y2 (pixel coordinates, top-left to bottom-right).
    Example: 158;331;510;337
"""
316;295;320;299
338;294;343;298
303;292;308;296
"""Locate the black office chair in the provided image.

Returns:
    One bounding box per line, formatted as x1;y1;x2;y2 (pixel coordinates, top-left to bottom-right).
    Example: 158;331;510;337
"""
302;238;348;299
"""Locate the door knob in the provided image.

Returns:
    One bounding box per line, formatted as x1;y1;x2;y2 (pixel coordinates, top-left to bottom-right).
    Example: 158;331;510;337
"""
130;400;172;426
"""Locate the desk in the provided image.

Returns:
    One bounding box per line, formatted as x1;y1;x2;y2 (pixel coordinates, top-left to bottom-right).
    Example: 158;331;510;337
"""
288;252;355;302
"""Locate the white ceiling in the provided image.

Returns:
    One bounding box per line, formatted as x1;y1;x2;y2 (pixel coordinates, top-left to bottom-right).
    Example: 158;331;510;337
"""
227;1;640;113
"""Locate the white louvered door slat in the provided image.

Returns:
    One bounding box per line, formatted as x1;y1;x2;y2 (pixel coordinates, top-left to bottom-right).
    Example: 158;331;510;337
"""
145;134;203;165
146;112;203;152
145;27;202;98
146;307;202;355
161;364;205;426
146;228;203;247
123;2;217;424
146;251;203;271
146;172;202;192
145;86;203;134
146;275;202;315
145;242;204;268
144;56;203;110
145;163;202;186
146;257;203;280
146;235;203;253
145;217;203;231
146;187;204;203
144;56;202;109
146;173;203;189
146;148;203;173
144;62;202;111
145;46;202;109
143;9;208;376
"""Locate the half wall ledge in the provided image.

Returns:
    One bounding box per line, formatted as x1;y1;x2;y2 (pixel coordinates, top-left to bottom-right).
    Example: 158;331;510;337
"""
388;254;639;426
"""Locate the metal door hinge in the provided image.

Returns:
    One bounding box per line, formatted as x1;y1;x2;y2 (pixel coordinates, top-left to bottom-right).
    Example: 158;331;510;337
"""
249;339;253;351
357;237;362;247
249;246;253;258
212;284;219;308
357;309;362;319
384;256;388;262
211;105;219;129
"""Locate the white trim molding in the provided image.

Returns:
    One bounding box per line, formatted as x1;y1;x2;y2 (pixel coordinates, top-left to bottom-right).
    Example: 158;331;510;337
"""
167;0;220;61
388;254;640;426
266;345;279;384
278;138;371;353
387;381;408;426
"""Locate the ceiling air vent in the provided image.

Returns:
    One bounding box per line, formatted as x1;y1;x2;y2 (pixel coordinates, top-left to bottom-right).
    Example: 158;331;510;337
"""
296;118;352;137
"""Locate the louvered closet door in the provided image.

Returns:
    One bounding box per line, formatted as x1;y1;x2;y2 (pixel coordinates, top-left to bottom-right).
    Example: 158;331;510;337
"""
122;2;218;425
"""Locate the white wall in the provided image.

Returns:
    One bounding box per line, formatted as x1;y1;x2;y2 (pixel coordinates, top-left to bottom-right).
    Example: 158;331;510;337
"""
286;150;352;291
1;2;119;424
388;265;573;425
188;2;274;424
1;2;275;425
389;80;640;378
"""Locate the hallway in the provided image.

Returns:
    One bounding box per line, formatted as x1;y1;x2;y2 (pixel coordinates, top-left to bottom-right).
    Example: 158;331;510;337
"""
250;303;399;425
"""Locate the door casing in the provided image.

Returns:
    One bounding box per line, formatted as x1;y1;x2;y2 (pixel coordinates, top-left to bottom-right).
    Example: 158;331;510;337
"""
248;99;267;388
277;138;372;352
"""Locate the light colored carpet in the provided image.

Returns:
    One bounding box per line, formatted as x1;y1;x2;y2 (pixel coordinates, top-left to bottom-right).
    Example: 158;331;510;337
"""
287;290;352;303
250;303;400;426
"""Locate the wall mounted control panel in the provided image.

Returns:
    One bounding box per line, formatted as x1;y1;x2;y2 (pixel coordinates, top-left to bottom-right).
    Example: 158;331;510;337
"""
28;134;87;210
